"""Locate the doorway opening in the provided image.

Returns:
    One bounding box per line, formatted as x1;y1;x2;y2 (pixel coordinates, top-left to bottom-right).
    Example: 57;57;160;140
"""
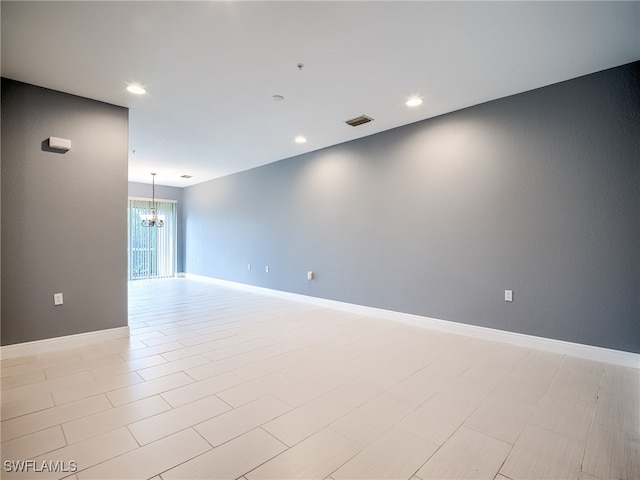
127;198;177;280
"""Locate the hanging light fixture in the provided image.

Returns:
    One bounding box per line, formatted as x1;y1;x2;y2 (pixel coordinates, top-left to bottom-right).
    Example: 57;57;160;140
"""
140;173;164;227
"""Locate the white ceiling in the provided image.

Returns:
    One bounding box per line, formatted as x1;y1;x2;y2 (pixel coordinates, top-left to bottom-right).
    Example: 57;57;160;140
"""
2;1;639;187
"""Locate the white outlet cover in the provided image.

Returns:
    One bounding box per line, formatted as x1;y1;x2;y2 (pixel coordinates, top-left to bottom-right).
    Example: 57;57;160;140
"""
505;290;513;302
54;293;64;305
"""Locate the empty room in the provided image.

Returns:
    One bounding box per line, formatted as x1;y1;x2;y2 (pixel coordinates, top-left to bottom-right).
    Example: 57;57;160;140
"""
1;2;638;480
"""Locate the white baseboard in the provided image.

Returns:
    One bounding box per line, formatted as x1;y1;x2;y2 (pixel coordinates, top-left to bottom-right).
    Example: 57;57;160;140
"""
186;274;639;369
0;326;130;360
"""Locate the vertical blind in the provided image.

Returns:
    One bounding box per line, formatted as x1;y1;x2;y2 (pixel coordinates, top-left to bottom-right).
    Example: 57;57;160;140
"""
128;198;177;280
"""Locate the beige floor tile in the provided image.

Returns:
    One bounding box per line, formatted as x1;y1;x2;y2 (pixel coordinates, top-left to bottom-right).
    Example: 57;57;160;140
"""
103;336;148;354
582;422;640;480
128;393;231;445
73;341;126;361
354;350;433;390
330;392;418;446
593;391;639;436
415;426;511;480
600;364;640;399
162;428;286;480
119;341;186;362
578;471;600;480
160;371;245;408
517;350;565;375
386;366;452;405
1;393;54;420
529;395;595;441
424;339;496;381
1;426;66;462
246;428;362;480
44;353;124;379
472;344;529;376
233;346;325;382
195;395;291;447
463;392;535;444
90;354;167;379
62;394;171;444
217;371;294;407
136;355;210;381
76;428;210;480
279;352;350;383
335;344;407;380
332;425;438;480
1;395;112;442
397;390;477;446
263;382;380;447
158;338;235;361
499;424;585;480
492;369;556;405
262;392;356;447
1;371;95;405
273;371;349;407
0;371;47;390
544;366;601;404
325;381;383;408
0;356;37;369
184;354;255;381
52;372;143;405
439;365;505;405
493;350;562;404
107;371;193;406
3;427;138;480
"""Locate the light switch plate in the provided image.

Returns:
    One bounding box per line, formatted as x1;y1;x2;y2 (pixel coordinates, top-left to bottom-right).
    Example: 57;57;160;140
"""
54;293;64;306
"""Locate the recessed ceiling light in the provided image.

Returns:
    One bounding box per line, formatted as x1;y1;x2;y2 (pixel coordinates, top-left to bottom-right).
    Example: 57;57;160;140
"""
294;136;307;144
406;96;423;107
127;84;146;95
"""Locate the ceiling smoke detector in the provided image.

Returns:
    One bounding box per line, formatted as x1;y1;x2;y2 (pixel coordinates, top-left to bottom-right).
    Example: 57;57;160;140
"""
345;115;374;127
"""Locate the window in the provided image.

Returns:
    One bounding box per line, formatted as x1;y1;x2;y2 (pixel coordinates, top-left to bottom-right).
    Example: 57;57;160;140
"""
128;198;177;280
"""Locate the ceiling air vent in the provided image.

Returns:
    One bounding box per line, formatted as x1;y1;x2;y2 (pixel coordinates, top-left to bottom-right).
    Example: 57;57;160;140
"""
345;115;374;127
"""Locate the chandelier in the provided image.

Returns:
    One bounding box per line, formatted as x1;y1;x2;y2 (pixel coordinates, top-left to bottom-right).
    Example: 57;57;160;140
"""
140;173;164;227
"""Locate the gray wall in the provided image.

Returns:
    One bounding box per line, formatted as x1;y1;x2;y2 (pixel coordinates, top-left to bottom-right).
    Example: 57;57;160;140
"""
1;78;129;346
128;181;185;273
184;62;639;353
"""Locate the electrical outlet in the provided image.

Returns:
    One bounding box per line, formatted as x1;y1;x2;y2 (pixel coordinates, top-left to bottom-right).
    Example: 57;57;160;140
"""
265;266;269;273
247;264;251;271
54;293;64;306
307;271;314;280
505;290;513;302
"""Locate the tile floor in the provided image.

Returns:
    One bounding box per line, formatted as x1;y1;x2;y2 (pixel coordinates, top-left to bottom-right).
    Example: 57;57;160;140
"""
1;277;638;480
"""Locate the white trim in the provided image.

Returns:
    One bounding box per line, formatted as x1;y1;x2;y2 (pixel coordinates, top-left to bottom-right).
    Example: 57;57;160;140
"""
128;196;177;203
0;326;130;360
186;274;639;369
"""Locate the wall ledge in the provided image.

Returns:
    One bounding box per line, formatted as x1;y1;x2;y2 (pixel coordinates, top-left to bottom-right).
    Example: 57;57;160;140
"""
0;326;130;360
186;274;639;369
